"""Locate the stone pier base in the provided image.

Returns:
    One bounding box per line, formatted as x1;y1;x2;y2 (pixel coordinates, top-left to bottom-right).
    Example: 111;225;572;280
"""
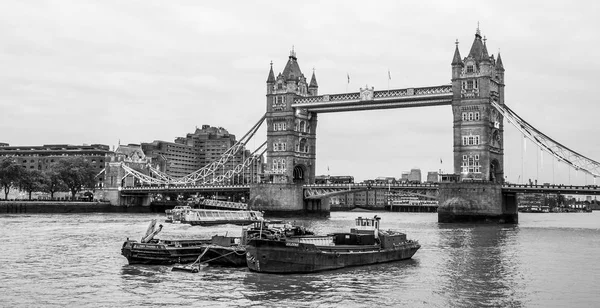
249;183;329;215
437;182;518;224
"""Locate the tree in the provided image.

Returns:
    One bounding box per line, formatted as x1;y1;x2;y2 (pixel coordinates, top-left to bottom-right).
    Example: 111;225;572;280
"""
0;158;24;200
41;167;67;200
55;157;97;200
18;169;46;200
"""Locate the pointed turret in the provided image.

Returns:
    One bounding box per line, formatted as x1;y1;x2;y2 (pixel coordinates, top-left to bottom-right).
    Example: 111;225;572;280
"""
308;69;318;96
481;36;490;62
309;70;318;88
452;40;462;66
267;61;275;83
496;52;504;71
468;31;486;62
282;47;303;81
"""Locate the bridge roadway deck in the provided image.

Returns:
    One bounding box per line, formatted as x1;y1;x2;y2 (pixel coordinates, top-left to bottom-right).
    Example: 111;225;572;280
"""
118;183;600;196
292;85;453;113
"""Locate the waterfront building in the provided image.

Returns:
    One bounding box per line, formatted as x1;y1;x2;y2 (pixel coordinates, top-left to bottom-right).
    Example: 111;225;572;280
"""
0;144;111;187
408;168;422;183
0;142;8;147
141;140;198;178
0;144;111;172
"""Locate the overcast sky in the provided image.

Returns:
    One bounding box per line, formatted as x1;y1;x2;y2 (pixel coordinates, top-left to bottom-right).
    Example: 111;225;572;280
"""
1;0;599;186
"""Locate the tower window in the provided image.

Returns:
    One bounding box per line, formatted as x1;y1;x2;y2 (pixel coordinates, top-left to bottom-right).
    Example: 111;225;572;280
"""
474;112;480;121
468;112;474;121
466;80;474;89
463;134;480;146
467;65;474;73
462;113;467;121
462;155;481;173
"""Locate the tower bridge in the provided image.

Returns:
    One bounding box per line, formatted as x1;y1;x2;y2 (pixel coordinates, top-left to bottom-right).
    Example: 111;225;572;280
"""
102;27;600;223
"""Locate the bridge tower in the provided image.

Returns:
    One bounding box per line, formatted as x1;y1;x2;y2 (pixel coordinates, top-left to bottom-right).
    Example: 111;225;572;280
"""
451;27;505;182
264;49;318;185
439;27;517;223
250;49;322;214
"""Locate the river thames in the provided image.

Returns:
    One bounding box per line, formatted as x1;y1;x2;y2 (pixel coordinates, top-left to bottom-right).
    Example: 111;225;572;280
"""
1;211;598;307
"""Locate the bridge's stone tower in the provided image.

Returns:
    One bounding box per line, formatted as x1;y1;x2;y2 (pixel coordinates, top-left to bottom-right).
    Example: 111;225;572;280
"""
249;49;322;213
265;49;318;185
451;28;505;183
439;28;517;223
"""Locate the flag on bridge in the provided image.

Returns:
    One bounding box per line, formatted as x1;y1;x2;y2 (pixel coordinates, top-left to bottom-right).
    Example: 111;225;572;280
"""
347;73;350;84
388;69;391;80
440;158;443;164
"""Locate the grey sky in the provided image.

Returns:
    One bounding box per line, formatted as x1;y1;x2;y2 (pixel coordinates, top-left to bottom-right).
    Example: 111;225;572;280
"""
1;0;599;185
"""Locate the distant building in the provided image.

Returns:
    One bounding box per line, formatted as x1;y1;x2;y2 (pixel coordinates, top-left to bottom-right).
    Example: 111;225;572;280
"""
400;172;409;183
182;125;263;184
107;144;153;188
408;168;422;183
0;142;8;147
140;124;263;183
184;125;237;167
426;171;439;183
141;140;198;178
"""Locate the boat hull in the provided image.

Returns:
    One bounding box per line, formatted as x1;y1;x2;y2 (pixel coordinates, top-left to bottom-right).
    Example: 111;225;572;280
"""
186;219;259;226
245;239;420;274
121;240;247;266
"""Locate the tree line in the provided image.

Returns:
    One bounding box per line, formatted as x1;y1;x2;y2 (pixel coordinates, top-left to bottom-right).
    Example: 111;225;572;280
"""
0;156;99;201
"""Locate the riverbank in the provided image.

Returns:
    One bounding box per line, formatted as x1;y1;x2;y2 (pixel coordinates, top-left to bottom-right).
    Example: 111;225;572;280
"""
0;201;169;214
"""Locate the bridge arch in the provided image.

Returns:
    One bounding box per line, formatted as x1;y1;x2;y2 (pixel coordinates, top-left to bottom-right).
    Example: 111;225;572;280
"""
293;164;307;184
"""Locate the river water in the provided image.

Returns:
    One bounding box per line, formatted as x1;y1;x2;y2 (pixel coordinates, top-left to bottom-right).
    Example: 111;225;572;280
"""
1;211;598;308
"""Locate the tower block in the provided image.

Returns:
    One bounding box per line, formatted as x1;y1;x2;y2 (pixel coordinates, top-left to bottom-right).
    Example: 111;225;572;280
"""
438;28;517;223
249;49;323;213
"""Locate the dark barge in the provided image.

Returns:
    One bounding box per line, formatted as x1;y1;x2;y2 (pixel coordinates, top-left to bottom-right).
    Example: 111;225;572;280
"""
246;216;420;274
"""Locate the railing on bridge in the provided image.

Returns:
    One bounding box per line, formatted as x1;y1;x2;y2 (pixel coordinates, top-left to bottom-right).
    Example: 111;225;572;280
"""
294;85;453;104
502;183;600;194
120;184;251;193
292;85;453;113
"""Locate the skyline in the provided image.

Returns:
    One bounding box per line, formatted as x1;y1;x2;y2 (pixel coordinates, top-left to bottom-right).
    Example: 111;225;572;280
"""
2;1;600;185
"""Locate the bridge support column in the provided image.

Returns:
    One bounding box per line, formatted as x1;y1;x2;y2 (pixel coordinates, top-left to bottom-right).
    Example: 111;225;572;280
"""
249;183;329;215
438;182;518;223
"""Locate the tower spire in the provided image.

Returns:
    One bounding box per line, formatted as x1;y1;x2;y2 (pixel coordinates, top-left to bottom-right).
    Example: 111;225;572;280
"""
309;67;318;88
452;39;462;66
496;52;505;71
267;60;275;83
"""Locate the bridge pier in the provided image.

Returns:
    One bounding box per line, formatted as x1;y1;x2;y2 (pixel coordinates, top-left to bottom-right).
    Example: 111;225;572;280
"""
438;182;518;223
249;183;329;215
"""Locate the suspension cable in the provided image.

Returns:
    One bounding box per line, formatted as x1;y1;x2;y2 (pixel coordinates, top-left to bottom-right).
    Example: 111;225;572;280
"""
492;100;600;178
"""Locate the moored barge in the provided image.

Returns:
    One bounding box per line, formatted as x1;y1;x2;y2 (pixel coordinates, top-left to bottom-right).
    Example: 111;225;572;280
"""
246;216;420;273
122;220;311;267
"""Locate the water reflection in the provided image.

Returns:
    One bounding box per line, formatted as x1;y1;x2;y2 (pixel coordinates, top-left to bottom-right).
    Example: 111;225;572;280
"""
242;259;420;306
436;224;523;307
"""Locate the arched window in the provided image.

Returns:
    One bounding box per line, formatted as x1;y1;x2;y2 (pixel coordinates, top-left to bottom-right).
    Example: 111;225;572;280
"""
299;138;307;153
300;121;306;133
462;113;467;121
